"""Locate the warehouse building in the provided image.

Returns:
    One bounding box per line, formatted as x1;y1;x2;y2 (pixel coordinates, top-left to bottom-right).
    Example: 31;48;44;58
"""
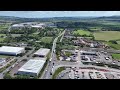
34;48;50;58
0;46;25;56
17;58;46;76
80;50;97;56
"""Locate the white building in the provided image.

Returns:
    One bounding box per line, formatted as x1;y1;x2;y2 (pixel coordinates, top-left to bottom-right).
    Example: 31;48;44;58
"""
31;23;45;29
17;59;46;76
12;24;24;28
34;48;50;57
0;46;25;56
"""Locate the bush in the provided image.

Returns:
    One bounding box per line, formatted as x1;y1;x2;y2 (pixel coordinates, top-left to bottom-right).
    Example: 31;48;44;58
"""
109;40;118;44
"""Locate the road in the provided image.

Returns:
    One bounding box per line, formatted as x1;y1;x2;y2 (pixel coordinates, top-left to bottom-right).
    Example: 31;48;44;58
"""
41;30;65;79
60;30;65;42
52;61;120;78
40;30;120;79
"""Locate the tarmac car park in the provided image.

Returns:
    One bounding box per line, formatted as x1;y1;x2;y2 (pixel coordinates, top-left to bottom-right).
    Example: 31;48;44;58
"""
56;67;120;79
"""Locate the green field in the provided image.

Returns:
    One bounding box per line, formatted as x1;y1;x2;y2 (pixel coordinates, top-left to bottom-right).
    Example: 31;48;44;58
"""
94;31;120;41
0;24;9;30
0;34;6;36
73;30;91;36
40;37;53;44
104;42;120;50
112;54;120;60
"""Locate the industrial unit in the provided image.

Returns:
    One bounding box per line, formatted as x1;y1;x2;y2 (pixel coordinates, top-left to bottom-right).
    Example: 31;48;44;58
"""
34;48;50;58
0;46;25;56
17;58;46;76
80;50;97;56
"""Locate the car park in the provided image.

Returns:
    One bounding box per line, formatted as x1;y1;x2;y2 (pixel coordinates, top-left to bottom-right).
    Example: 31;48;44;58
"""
89;72;96;79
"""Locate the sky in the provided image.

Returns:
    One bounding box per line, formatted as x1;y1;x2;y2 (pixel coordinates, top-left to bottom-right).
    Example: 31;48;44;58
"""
0;11;120;18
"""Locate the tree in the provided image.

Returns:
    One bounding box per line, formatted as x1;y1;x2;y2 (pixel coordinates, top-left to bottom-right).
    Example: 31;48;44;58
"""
109;40;118;44
4;73;12;79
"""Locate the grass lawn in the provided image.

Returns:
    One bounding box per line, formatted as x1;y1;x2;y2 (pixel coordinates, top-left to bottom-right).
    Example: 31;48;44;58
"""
0;38;5;42
61;45;75;50
52;67;65;79
117;41;120;44
0;34;6;42
40;37;53;44
65;51;72;57
0;24;9;30
112;54;120;60
94;31;120;41
0;34;6;36
33;32;39;35
0;55;13;58
104;42;120;50
73;30;91;36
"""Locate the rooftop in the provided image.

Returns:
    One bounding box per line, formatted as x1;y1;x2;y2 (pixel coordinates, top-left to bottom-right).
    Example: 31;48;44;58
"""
18;59;45;74
34;48;50;56
0;46;24;53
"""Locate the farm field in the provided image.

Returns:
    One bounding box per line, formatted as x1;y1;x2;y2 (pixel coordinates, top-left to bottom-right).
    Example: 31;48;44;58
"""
0;24;9;30
73;30;91;36
112;54;120;60
40;37;53;44
94;31;120;41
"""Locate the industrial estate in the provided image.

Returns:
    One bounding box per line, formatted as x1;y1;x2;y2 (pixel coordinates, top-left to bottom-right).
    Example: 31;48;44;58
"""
0;12;120;79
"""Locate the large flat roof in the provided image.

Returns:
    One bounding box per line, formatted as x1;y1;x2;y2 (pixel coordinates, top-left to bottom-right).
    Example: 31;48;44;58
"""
0;46;24;53
34;48;50;56
12;24;24;27
18;59;45;74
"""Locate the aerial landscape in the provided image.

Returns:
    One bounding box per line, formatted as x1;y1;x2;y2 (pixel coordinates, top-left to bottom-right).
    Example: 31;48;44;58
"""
0;11;120;79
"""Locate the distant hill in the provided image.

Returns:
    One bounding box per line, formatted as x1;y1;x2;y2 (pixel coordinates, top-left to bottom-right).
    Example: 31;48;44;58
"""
1;15;120;23
0;16;97;23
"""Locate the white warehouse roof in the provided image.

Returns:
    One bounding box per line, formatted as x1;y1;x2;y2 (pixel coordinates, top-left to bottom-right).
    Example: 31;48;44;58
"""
0;46;25;54
34;48;50;56
12;24;24;27
31;23;45;28
18;59;45;74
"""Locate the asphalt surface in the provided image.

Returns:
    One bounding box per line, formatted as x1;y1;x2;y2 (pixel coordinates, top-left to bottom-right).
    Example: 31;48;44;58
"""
41;30;65;79
41;32;120;79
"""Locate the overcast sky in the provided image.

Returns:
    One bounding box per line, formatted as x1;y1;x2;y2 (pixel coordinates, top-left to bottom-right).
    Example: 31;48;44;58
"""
0;11;120;18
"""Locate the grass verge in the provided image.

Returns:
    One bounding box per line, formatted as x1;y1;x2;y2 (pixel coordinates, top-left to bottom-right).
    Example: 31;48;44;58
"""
52;67;65;79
